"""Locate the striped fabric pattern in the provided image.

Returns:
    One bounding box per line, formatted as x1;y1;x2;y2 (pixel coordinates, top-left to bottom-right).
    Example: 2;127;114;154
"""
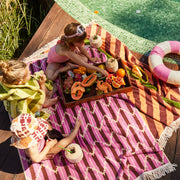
86;23;180;139
18;58;175;179
86;47;107;64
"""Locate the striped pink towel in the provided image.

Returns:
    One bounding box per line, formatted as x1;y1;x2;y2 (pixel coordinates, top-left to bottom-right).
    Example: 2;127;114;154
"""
87;47;107;65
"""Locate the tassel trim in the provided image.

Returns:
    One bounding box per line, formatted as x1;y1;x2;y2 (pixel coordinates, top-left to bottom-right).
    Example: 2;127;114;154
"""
158;117;180;150
136;163;177;180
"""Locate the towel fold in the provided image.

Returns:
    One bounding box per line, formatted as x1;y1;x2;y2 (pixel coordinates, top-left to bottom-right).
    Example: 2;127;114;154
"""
0;72;50;119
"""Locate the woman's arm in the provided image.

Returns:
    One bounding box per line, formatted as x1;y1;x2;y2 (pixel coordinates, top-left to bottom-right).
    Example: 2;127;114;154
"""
64;50;108;76
38;73;47;93
79;46;92;60
48;118;82;155
26;139;57;163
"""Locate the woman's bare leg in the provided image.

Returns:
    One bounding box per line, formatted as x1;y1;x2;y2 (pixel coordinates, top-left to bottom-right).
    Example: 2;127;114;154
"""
46;63;61;81
46;84;58;99
43;96;59;108
42;84;59;108
46;64;73;81
67;62;79;69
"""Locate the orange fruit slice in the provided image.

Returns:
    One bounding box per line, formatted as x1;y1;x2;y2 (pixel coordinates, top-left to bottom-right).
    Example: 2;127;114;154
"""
116;68;126;77
119;78;126;85
112;81;121;88
114;76;122;84
113;77;126;86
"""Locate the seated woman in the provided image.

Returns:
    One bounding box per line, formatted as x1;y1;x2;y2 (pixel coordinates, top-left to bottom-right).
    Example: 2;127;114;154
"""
0;60;59;119
45;22;108;81
10;113;82;163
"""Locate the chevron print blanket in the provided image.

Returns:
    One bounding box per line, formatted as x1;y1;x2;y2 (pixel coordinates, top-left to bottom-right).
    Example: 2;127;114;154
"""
19;58;175;180
18;23;179;179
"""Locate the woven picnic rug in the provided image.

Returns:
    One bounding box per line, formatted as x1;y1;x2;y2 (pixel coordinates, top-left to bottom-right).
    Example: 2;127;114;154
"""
18;23;179;179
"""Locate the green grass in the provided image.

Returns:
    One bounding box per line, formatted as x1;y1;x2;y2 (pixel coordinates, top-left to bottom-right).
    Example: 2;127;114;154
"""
0;0;52;60
1;0;24;60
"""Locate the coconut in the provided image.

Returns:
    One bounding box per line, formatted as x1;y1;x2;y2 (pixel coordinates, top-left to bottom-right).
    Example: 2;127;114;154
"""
65;143;83;163
89;35;102;48
105;58;119;73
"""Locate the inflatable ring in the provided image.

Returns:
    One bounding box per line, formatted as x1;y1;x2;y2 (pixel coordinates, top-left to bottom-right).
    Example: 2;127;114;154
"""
148;41;180;85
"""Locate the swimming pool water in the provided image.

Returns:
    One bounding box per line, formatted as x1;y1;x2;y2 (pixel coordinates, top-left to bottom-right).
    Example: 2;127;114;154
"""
79;0;180;43
56;0;180;61
171;0;180;2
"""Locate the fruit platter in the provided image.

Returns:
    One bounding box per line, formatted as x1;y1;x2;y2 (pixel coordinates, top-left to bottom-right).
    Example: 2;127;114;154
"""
59;50;132;108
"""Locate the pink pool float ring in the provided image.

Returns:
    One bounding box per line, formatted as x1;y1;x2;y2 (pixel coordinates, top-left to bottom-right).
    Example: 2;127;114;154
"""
148;41;180;85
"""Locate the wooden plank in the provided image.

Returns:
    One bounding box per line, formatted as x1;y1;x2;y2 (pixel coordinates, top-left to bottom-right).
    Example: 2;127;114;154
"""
164;131;177;163
159;172;171;180
171;129;180;179
37;8;77;49
159;129;180;180
172;154;180;179
19;3;77;60
0;171;15;180
176;129;180;155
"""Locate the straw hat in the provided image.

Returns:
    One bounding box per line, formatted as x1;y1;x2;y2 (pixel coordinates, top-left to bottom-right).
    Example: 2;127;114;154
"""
10;113;48;149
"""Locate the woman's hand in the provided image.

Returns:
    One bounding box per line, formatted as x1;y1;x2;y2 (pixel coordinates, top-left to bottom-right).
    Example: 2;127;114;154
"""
90;57;101;63
46;153;55;159
75;118;82;129
100;69;109;77
39;73;47;86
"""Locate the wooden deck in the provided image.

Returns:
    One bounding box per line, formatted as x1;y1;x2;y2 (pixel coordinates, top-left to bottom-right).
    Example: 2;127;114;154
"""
0;2;180;180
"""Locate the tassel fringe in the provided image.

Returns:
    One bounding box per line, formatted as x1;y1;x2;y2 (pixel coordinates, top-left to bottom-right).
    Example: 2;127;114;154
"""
158;117;180;150
136;163;177;180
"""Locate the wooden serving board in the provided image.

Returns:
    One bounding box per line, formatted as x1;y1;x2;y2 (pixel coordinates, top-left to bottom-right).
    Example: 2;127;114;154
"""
59;58;132;108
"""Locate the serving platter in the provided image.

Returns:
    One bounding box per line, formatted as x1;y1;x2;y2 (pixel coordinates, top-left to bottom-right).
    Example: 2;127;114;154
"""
59;58;132;108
